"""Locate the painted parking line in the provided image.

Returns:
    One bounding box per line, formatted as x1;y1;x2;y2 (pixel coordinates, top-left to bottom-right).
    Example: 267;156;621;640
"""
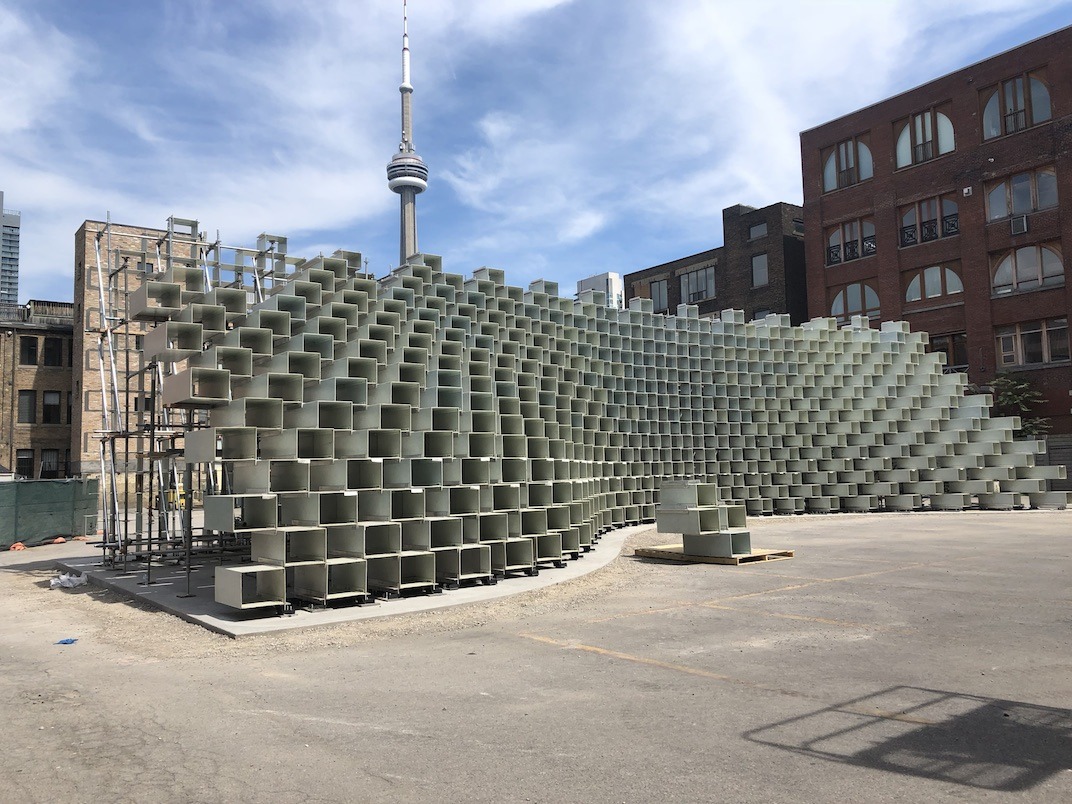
586;557;973;625
697;602;909;632
586;601;699;624
517;633;937;726
518;632;787;694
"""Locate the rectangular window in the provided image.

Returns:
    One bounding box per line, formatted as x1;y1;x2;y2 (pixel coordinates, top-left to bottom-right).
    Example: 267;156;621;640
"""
43;391;61;424
1050;318;1070;362
650;279;668;313
996;327;1017;366
17;390;36;423
1004;77;1027;132
751;254;769;288
679;265;715;304
927;333;968;371
15;449;33;479
42;337;63;367
40;449;60;479
994;318;1068;367
753;309;771;321
19;336;37;366
986;167;1058;221
1021;322;1044;364
67;392;73;425
748;222;767;240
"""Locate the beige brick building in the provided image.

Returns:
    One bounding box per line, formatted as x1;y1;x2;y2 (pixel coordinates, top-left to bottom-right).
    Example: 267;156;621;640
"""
0;300;75;477
72;220;167;476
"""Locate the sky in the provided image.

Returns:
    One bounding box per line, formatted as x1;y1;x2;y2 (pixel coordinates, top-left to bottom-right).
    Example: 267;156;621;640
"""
2;0;1071;303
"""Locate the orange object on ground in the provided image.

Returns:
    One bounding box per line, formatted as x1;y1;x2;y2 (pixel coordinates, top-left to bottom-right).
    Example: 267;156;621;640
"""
52;537;66;544
9;542;25;551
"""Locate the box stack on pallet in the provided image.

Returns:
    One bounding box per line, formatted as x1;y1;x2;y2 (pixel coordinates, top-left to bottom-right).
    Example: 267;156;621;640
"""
132;232;1068;612
656;481;750;555
638;479;793;565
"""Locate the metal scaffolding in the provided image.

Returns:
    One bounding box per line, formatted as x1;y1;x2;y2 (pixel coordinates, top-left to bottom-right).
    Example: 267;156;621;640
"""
90;216;310;589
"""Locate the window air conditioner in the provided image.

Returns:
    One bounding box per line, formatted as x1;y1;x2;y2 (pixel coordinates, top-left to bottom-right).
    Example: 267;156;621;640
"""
1010;215;1028;236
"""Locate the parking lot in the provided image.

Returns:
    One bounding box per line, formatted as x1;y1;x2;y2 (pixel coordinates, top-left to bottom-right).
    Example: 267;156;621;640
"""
2;509;1069;803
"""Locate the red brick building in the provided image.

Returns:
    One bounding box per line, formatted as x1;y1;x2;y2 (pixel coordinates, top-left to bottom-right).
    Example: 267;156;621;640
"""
801;26;1072;456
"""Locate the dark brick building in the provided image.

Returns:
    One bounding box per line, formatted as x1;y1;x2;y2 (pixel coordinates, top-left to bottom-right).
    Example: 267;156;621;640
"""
801;25;1072;453
623;202;807;323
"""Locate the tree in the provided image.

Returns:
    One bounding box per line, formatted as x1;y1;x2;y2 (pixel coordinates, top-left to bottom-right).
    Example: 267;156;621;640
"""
991;373;1050;439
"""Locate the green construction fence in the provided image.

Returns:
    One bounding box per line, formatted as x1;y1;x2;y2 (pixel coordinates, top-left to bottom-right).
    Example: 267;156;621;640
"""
0;479;99;549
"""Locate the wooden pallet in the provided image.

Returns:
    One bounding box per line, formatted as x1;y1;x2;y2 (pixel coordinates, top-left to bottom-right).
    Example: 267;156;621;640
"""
634;544;794;565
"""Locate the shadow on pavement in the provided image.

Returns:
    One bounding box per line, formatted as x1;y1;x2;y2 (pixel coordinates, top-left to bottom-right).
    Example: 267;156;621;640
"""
743;685;1071;792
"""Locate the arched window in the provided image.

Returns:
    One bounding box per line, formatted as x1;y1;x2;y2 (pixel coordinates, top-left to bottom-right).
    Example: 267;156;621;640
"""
992;244;1064;294
983;73;1052;140
826;218;875;264
830;282;880;324
901;206;915;243
899;195;958;247
986;167;1058;220
822;135;873;192
905;265;964;303
895;108;955;168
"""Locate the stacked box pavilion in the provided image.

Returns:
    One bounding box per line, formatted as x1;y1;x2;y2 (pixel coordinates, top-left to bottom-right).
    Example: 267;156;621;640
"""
104;219;1069;612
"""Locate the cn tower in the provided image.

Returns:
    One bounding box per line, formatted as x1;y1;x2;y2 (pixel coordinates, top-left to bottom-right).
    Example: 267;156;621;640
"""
386;0;429;266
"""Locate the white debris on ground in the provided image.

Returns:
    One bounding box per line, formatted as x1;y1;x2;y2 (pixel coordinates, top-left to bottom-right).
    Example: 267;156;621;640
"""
50;572;88;590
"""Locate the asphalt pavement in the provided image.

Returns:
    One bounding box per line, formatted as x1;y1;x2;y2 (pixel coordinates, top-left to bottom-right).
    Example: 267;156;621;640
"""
1;509;1069;803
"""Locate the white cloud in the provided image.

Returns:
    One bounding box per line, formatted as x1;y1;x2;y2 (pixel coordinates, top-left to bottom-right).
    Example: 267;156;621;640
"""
2;0;1070;301
1;0;588;299
418;0;577;39
0;6;81;136
559;210;607;243
432;0;1071;261
439;106;614;258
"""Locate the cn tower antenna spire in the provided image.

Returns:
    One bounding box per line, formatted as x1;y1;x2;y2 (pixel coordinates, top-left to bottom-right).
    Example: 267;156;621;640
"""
400;0;412;147
387;0;429;266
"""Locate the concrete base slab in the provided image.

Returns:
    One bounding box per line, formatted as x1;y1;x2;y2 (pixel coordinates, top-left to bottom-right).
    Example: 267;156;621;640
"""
53;525;648;637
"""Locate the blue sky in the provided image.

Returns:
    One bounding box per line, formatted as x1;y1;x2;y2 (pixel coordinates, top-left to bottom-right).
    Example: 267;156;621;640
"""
2;0;1071;302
